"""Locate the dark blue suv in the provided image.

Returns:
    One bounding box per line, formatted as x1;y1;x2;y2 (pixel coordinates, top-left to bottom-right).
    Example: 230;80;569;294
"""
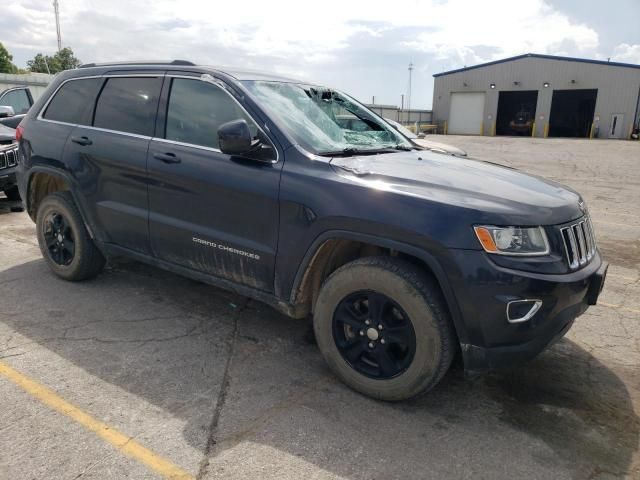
15;61;608;400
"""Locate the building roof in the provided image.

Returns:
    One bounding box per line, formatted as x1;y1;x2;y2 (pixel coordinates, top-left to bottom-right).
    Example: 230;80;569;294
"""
433;53;640;77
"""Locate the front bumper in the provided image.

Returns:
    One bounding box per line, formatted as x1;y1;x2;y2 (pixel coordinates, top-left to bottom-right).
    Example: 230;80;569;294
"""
0;170;17;191
446;249;607;371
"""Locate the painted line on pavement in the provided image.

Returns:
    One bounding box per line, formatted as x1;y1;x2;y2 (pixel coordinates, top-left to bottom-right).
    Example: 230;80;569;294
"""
0;361;193;480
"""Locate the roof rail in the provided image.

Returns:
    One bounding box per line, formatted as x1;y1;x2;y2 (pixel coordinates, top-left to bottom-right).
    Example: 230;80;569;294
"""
79;60;196;68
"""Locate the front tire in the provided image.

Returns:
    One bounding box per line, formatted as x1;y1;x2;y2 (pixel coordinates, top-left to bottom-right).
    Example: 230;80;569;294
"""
313;257;456;401
36;191;106;281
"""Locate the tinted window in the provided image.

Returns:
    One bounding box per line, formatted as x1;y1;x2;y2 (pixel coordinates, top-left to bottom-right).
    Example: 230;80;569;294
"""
43;78;102;124
165;78;257;149
1;89;31;114
94;77;162;136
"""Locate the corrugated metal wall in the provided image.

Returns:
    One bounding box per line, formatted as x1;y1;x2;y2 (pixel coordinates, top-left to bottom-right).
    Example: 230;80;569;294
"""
365;104;433;124
432;56;640;138
0;73;55;100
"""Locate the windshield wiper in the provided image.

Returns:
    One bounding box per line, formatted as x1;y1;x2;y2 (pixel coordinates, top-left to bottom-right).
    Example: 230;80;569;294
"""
318;147;404;157
392;144;414;151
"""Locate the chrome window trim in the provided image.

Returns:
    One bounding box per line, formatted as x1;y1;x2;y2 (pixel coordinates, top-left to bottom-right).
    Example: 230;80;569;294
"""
35;72;279;162
154;137;221;153
506;299;543;324
83;125;152;140
163;74;279;163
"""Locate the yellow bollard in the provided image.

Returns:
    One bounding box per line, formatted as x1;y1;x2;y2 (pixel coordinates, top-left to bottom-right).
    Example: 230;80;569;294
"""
491;121;496;136
480;121;484;136
531;122;536;137
543;123;549;138
589;123;595;139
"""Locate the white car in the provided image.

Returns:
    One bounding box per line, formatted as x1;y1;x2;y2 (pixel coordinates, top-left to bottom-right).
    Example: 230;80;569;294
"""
385;118;467;156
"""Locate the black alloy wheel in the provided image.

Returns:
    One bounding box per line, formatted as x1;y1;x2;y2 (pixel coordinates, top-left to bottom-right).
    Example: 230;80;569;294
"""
42;211;75;266
332;290;417;379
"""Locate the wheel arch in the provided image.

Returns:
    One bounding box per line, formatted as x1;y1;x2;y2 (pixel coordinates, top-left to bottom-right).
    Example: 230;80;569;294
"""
288;230;468;344
25;167;98;242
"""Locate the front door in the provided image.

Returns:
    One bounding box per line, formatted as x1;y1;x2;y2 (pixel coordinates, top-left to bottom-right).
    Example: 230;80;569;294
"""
147;76;281;292
609;113;624;138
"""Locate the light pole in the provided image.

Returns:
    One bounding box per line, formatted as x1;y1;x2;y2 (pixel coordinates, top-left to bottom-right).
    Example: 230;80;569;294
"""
53;0;62;51
407;62;414;123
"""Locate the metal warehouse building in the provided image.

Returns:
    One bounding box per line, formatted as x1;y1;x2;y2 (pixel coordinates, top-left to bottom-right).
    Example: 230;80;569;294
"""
432;53;640;139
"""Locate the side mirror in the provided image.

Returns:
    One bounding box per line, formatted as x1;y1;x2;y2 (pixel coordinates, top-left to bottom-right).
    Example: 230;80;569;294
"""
0;106;15;119
218;119;259;156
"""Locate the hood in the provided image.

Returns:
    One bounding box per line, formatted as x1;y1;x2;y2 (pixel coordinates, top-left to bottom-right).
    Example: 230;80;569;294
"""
0;124;15;143
413;138;467;156
330;150;583;226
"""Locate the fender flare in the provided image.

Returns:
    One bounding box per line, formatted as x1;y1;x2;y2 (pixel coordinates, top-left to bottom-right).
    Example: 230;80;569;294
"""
25;166;100;241
288;230;468;344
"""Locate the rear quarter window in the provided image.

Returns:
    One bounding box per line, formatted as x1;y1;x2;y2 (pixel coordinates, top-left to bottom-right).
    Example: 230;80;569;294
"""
93;77;162;136
43;78;103;124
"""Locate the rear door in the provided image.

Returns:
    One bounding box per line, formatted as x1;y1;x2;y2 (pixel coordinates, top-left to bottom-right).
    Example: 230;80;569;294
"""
147;74;282;291
63;75;163;254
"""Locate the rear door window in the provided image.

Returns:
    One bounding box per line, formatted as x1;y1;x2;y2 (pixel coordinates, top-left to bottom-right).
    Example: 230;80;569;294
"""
43;78;103;124
165;78;258;149
93;77;162;136
1;89;31;114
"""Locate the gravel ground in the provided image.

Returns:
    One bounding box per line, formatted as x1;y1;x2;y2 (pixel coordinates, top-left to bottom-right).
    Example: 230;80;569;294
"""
0;136;638;479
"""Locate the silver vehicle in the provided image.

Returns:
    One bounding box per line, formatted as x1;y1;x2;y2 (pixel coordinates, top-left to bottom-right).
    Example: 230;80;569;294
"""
385;118;467;156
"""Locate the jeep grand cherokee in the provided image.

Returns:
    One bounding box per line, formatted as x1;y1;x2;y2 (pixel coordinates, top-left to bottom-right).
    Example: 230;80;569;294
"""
15;61;607;400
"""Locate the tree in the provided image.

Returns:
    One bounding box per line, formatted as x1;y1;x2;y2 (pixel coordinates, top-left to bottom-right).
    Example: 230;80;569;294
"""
27;47;81;74
27;53;52;74
0;42;18;74
55;47;82;70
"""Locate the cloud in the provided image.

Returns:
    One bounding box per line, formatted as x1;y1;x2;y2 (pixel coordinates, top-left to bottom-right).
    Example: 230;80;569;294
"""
612;43;640;64
2;0;624;108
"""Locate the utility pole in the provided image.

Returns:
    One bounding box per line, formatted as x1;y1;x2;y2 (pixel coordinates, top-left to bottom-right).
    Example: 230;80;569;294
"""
53;0;62;51
400;94;404;122
407;62;414;122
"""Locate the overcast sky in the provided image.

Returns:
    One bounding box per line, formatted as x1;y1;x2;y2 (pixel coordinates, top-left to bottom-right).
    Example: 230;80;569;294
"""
3;0;639;108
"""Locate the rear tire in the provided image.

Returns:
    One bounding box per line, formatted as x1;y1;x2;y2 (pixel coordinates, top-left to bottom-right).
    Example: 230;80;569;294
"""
313;256;456;401
4;186;20;201
36;191;106;281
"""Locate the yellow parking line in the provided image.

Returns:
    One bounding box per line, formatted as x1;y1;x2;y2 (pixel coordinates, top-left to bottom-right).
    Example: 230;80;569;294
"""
599;302;640;315
0;361;193;480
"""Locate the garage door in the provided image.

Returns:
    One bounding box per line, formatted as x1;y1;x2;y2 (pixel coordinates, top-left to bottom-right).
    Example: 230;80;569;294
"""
448;92;485;135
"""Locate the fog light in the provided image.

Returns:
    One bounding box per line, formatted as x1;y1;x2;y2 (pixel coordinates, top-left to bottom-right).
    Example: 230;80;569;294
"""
507;299;542;323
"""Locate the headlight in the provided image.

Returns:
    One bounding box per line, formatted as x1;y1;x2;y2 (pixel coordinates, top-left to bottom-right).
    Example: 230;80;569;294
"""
474;226;550;256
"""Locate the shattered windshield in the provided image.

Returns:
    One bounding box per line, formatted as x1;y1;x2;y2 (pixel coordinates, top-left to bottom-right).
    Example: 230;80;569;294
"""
242;81;413;156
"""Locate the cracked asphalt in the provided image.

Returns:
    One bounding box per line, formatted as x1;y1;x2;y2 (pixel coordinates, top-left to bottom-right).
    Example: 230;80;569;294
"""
1;136;639;479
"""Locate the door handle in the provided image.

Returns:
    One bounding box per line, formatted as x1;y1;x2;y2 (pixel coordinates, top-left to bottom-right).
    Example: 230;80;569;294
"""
153;152;181;164
70;136;92;146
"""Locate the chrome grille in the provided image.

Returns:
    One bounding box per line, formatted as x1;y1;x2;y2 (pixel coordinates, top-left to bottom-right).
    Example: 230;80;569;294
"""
561;216;596;270
0;145;18;170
